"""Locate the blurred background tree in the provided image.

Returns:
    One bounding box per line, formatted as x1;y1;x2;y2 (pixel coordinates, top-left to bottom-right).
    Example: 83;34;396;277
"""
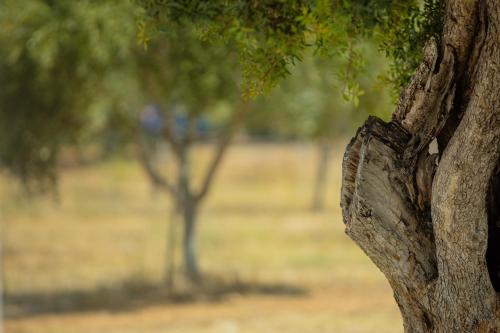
133;24;248;284
0;0;137;194
0;0;397;288
0;0;253;286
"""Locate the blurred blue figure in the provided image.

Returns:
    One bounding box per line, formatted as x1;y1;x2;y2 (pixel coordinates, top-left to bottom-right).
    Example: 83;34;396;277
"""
169;103;210;140
196;117;209;139
172;113;188;140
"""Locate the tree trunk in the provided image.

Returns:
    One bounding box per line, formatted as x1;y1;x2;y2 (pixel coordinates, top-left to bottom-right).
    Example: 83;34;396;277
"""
176;147;201;283
165;203;178;289
181;199;200;283
312;141;331;211
340;1;500;331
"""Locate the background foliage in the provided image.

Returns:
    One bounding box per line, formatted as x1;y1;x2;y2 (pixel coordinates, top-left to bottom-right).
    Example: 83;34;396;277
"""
0;0;137;191
140;0;444;98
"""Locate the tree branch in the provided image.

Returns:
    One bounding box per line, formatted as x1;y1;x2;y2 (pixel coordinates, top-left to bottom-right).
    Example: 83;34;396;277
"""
194;101;250;201
162;108;183;158
136;141;177;198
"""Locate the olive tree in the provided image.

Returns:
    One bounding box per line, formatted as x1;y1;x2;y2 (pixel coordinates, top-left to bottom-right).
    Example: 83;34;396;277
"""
142;0;500;331
135;26;246;282
0;1;137;330
0;0;135;192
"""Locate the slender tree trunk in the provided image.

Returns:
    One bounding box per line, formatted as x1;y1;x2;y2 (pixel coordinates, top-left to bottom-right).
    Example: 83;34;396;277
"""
164;203;178;289
341;1;500;331
176;146;201;283
181;199;200;282
311;140;331;211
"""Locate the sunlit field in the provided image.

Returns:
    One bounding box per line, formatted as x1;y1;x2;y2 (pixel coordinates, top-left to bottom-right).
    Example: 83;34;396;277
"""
1;142;402;333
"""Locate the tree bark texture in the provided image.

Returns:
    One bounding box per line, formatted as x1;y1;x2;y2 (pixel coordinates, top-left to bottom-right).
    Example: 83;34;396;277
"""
340;0;500;332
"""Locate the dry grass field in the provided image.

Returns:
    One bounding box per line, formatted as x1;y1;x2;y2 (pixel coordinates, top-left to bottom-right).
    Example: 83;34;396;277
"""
1;142;402;333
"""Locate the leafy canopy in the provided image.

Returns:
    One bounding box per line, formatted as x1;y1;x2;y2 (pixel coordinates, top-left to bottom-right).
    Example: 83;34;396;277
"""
136;23;240;120
0;0;136;191
139;0;444;98
0;0;444;189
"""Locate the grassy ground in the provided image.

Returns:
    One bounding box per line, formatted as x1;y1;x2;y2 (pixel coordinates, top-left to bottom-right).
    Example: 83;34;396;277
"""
1;142;402;333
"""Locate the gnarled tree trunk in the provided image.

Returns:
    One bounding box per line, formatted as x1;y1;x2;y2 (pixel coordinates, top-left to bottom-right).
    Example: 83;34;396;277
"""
340;0;500;331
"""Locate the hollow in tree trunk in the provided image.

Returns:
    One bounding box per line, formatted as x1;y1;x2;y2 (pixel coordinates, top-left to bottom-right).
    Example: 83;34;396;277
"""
340;1;500;331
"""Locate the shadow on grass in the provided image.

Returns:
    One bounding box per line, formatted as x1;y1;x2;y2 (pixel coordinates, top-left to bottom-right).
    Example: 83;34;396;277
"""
4;274;308;319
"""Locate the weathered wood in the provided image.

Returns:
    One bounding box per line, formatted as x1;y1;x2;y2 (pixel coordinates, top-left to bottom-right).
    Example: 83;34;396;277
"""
340;0;500;331
341;118;436;332
430;1;500;329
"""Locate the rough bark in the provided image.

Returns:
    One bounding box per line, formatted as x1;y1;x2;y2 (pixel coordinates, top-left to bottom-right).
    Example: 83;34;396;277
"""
340;0;500;331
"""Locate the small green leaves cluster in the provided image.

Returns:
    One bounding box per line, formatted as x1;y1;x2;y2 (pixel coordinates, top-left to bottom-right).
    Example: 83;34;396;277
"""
375;0;444;94
139;0;444;99
135;22;240;118
139;0;313;99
